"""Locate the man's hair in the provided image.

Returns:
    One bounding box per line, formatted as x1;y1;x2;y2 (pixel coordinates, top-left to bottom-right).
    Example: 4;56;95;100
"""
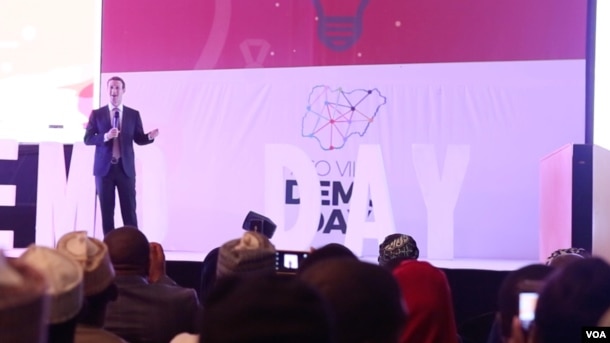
201;273;335;343
107;76;126;89
297;243;357;274
496;264;554;339
298;258;407;343
535;257;610;343
103;226;150;275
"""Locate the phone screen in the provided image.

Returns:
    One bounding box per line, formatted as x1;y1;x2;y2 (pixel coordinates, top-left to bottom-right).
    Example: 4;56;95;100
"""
275;250;308;274
518;292;538;330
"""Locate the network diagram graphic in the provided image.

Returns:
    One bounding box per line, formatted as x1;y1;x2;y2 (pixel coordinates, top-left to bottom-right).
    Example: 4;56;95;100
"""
302;85;386;151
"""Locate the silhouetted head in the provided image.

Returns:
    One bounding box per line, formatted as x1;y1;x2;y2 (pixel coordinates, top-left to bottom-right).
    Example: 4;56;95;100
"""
19;246;84;343
547;252;585;269
378;234;419;270
297;243;357;274
201;273;335;343
545;247;590;267
216;232;276;279
57;231;118;327
535;257;610;343
299;258;407;343
0;252;49;343
496;263;553;340
57;231;115;296
104;227;150;276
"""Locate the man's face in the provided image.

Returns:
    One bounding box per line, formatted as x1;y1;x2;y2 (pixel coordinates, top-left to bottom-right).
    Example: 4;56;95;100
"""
108;79;125;107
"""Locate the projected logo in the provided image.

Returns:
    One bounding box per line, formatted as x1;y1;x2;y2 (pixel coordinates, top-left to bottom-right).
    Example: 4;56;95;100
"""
311;0;370;51
302;85;386;150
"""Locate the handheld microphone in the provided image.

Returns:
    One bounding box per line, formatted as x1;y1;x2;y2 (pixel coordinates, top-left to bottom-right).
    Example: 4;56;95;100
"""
113;110;119;129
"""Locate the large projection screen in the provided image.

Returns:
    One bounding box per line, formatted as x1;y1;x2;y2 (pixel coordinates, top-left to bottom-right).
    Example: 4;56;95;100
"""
94;0;587;261
0;0;588;263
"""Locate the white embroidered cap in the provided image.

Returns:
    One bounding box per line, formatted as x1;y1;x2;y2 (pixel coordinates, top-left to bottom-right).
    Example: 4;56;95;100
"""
217;231;276;278
56;231;115;296
19;245;84;324
0;250;49;343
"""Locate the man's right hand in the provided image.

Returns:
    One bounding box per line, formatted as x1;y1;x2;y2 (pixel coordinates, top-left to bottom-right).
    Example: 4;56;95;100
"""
106;128;120;140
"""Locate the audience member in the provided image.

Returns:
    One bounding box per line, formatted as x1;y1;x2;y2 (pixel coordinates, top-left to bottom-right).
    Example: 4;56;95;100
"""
492;264;553;343
170;231;276;343
392;260;459;343
104;226;200;343
19;245;84;343
297;243;357;274
199;211;277;302
200;273;336;343
299;258;407;343
0;251;49;343
57;231;126;343
215;231;276;279
531;257;610;343
544;247;589;268
378;234;419;270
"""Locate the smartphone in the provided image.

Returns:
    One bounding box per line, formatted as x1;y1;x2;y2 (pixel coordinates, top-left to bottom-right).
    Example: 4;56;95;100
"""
518;292;539;330
275;250;309;274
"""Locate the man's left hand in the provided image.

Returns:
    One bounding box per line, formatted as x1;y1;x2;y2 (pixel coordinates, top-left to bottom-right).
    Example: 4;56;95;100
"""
148;128;159;140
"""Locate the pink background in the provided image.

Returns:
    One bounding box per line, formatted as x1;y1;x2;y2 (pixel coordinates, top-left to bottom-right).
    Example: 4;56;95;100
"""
102;0;586;72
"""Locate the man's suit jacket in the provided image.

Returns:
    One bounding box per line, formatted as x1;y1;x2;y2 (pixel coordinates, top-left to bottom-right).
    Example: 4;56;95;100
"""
84;105;153;178
104;275;200;343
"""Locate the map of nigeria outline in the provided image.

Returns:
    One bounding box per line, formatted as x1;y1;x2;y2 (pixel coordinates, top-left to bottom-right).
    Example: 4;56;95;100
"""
302;85;387;150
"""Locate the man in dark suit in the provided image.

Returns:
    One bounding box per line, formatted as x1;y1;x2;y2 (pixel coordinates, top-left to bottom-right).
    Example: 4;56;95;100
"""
103;227;200;343
84;76;159;235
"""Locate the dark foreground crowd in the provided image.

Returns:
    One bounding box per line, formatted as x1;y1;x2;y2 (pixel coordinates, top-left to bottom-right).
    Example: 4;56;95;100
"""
1;223;609;343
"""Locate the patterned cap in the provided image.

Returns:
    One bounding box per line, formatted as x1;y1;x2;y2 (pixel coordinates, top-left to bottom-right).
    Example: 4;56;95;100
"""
19;245;84;324
0;251;49;343
217;231;276;278
56;231;115;296
378;234;419;267
545;247;590;266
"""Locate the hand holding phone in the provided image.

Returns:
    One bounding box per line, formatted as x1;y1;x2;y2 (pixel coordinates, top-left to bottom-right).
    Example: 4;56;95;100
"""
518;292;538;330
275;250;309;274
